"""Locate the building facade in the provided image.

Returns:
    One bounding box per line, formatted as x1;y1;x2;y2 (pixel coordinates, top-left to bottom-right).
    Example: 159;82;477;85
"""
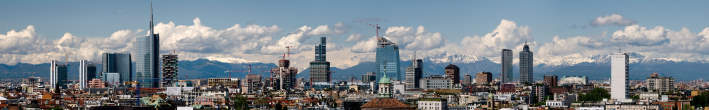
310;37;331;83
519;44;533;84
420;75;453;89
375;36;401;81
50;60;68;89
102;53;132;84
362;72;377;83
135;6;160;88
611;52;629;101
445;64;460;85
646;73;674;94
243;74;262;94
405;59;423;89
475;72;493;85
501;49;513;83
544;75;558;87
79;60;96;90
161;54;178;87
270;58;298;90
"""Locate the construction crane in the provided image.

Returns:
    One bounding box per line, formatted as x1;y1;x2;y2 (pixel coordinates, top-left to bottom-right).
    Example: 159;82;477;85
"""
368;24;381;38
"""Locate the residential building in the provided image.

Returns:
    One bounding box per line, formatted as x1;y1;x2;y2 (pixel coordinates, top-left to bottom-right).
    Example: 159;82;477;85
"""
270;57;298;90
418;98;448;110
475;72;492;85
611;52;629;101
445;64;460;85
462;74;472;87
544;75;558;87
646;72;674;94
161;53;178;87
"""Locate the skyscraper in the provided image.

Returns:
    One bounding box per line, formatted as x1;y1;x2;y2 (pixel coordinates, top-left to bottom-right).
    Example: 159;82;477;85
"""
375;25;401;81
135;2;160;88
161;53;178;87
405;58;423;89
102;53;132;84
611;52;629;101
270;57;298;90
519;44;533;84
79;60;96;90
49;60;68;89
445;64;460;85
501;49;513;83
309;37;331;83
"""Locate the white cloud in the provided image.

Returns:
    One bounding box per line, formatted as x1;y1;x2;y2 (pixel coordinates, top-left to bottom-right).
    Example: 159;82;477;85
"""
346;34;362;42
592;14;636;26
611;25;668;46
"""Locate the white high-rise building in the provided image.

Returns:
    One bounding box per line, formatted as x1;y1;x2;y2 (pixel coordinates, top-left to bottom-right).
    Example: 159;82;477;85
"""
50;60;57;89
610;52;629;101
79;60;88;90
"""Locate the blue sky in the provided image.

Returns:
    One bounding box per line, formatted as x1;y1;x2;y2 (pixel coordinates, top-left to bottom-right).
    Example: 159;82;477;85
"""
3;0;707;43
2;0;709;69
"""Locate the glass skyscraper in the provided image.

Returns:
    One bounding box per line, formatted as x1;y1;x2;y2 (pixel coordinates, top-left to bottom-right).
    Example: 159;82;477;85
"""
519;44;533;84
135;4;160;88
102;53;132;84
375;37;401;81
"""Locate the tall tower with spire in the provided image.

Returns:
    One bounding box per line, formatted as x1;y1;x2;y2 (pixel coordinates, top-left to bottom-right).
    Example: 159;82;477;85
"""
519;42;533;84
135;0;160;88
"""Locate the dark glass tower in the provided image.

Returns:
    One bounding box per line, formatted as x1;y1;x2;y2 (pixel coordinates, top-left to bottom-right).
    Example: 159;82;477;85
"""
501;49;513;83
102;53;132;84
405;58;422;89
309;37;331;83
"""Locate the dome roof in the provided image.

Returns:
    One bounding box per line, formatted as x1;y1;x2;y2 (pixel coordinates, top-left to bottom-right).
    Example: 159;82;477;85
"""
379;73;391;84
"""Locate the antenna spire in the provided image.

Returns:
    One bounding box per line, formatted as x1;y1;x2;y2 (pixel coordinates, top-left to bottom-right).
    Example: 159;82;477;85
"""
149;0;154;35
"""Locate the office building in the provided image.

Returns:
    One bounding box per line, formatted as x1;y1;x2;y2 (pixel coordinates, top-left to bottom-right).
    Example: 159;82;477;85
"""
102;72;120;86
519;43;534;84
50;60;68;89
405;58;423;89
611;52;629;101
445;64;460;85
102;53;132;84
646;73;674;94
375;25;401;81
462;74;472;87
162;53;178;87
544;75;558;87
79;60;96;90
362;72;376;83
420;75;453;89
475;72;493;85
501;49;513;83
135;4;161;88
310;37;331;83
417;98;448;110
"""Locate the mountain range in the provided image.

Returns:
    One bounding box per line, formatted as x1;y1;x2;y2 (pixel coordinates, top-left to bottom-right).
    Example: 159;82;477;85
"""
1;54;707;81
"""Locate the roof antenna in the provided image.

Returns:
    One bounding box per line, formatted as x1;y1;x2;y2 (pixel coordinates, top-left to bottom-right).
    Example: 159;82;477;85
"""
149;0;154;35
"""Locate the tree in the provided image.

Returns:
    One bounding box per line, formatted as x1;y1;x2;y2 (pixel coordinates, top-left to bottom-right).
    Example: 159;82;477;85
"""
579;88;610;102
692;92;709;108
231;95;249;110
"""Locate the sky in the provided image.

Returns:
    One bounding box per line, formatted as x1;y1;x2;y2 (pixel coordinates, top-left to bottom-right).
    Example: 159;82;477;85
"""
2;0;709;70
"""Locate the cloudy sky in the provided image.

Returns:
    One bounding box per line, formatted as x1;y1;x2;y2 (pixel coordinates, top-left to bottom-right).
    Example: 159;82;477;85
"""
2;0;709;70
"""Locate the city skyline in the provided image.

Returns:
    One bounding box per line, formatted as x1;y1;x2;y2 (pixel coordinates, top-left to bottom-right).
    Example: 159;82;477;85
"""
2;1;709;74
1;1;708;109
